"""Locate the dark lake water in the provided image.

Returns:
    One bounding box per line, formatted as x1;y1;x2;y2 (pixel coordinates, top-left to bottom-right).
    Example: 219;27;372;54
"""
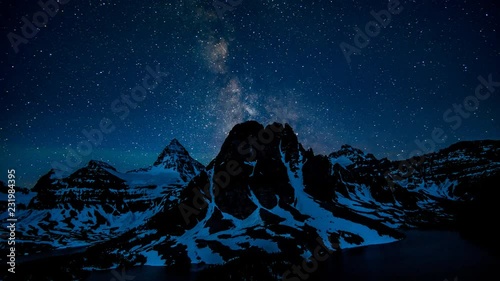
322;229;498;281
85;230;500;281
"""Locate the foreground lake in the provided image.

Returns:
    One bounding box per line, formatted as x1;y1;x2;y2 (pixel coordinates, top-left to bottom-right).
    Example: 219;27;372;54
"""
86;230;499;281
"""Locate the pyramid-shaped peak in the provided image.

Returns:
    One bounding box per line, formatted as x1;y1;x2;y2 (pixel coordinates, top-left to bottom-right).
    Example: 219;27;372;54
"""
87;160;117;171
169;138;182;146
166;138;187;151
150;138;204;180
154;139;190;166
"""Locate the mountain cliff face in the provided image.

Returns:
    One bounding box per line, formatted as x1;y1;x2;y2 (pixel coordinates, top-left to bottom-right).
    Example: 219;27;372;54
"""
0;181;32;212
0;140;205;254
134;122;404;269
1;121;499;280
142;138;204;181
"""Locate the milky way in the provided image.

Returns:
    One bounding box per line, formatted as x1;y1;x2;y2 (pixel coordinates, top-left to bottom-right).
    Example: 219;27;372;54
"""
1;0;499;188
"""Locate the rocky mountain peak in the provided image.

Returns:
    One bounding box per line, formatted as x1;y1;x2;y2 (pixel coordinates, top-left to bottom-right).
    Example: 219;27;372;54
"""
154;138;190;166
149;138;204;181
87;160;117;171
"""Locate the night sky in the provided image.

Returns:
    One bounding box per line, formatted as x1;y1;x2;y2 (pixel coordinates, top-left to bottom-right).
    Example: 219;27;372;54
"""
1;0;499;188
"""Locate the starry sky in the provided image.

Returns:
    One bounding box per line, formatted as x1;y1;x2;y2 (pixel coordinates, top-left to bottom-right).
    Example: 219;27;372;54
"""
1;0;499;188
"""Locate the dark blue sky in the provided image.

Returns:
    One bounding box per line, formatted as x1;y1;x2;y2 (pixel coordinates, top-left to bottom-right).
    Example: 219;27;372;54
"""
1;0;499;188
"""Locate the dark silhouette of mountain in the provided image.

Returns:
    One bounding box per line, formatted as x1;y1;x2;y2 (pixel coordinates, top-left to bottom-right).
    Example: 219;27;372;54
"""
1;121;499;280
2;140;204;252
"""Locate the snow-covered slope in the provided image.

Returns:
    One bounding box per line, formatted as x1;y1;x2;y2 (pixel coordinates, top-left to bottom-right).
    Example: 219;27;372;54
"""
330;140;500;229
76;122;405;272
79;122;499;272
0;140;204;254
130;138;204;182
2;121;498;281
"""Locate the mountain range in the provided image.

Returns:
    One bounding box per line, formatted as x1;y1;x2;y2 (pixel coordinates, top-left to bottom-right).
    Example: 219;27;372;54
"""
1;121;499;280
